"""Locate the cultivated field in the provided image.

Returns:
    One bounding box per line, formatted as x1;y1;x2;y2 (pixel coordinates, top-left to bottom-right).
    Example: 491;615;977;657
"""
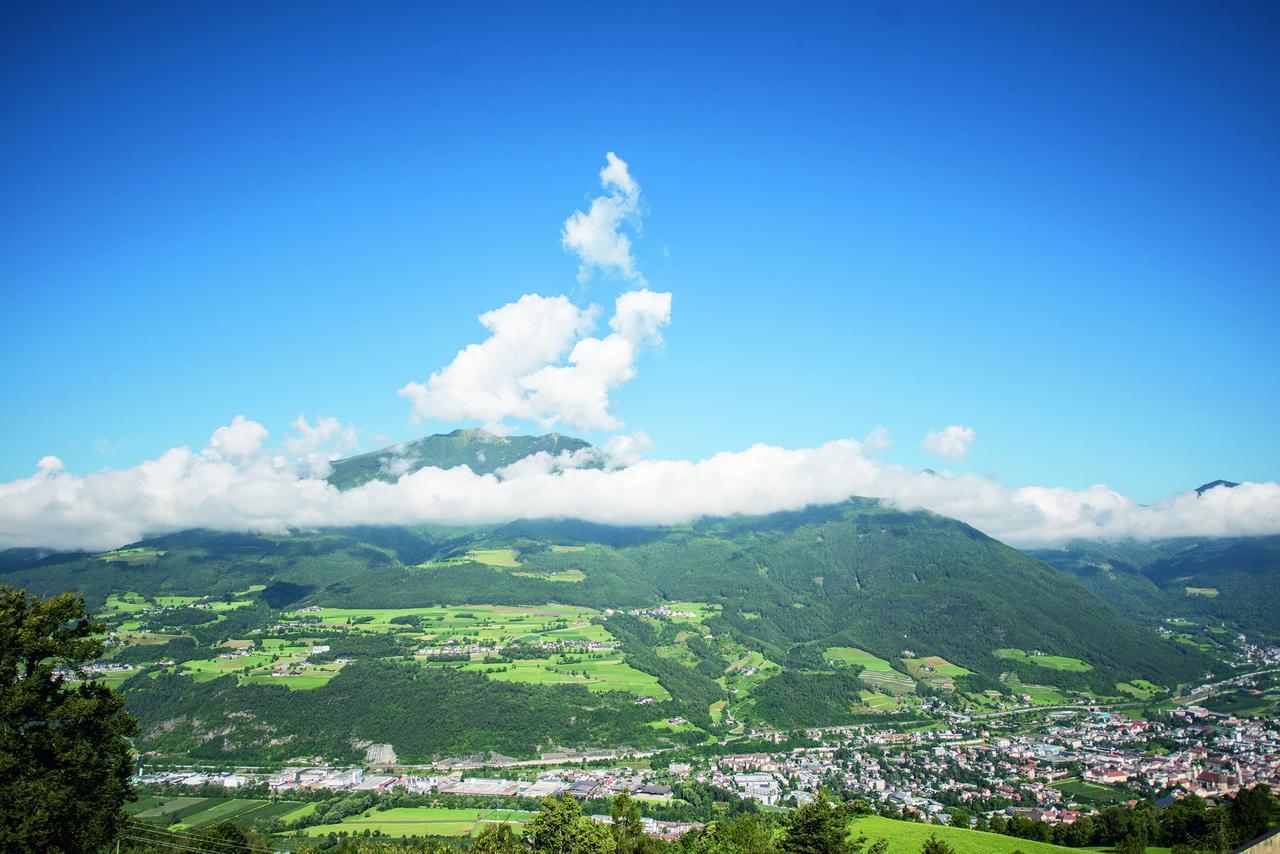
128;796;307;829
826;647;916;695
300;806;532;838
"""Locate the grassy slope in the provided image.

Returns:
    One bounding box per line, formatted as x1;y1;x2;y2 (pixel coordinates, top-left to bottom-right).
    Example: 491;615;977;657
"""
850;816;1073;853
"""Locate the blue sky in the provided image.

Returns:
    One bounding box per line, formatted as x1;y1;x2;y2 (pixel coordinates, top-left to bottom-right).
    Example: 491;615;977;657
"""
2;1;1278;503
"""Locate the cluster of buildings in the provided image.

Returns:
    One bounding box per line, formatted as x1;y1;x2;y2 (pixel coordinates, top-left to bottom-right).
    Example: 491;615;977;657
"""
685;692;1279;825
620;605;700;620
417;638;619;658
257;764;676;804
135;770;251;789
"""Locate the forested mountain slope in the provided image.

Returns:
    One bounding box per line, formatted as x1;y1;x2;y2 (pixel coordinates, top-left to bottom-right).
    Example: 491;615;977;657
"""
1030;534;1280;642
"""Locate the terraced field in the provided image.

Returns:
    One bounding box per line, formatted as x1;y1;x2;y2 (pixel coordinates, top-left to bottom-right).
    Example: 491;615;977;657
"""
903;655;972;690
826;647;916;695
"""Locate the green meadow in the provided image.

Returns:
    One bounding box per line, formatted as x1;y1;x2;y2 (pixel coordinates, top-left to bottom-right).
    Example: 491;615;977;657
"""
996;648;1093;672
1052;779;1134;805
300;806;530;838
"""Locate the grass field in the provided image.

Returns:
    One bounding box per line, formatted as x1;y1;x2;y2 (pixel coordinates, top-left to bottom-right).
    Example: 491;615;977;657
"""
995;648;1093;672
290;603;603;640
512;568;586;582
849;815;1075;853
1052;779;1134;805
418;547;522;569
1004;674;1074;705
180;642;346;690
300;806;529;838
1185;587;1219;597
85;667;138;688
452;655;671;699
647;717;701;733
1116;679;1161;699
466;548;521;567
859;690;905;711
826;647;893;670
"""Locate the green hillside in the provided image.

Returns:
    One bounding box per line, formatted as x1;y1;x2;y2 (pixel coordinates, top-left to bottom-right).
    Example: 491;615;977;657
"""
0;495;1218;762
849;815;1078;854
325;428;593;488
1031;534;1280;642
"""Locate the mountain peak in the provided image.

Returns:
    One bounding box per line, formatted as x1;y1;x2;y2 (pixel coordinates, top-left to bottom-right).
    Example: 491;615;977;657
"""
1195;479;1239;496
326;430;592;490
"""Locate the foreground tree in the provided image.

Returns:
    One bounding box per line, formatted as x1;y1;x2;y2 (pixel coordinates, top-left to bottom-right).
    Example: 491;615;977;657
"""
1229;784;1279;847
674;812;776;854
0;587;139;852
525;794;618;854
472;821;521;853
781;793;877;854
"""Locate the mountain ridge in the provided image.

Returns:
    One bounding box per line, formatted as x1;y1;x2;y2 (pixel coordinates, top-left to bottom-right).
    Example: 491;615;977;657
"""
325;428;594;489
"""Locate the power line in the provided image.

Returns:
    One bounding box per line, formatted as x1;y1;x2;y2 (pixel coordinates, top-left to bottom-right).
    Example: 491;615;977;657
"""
123;821;273;854
121;834;216;853
124;824;273;854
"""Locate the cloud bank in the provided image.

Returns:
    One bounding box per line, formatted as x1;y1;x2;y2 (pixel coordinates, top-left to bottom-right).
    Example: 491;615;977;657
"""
2;418;1278;553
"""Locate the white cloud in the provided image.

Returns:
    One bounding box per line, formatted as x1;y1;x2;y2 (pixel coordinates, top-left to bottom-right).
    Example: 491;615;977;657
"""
204;415;268;462
3;419;1279;553
561;152;646;284
922;425;976;461
399;289;670;434
863;426;893;454
37;455;64;474
398;294;596;433
283;415;360;477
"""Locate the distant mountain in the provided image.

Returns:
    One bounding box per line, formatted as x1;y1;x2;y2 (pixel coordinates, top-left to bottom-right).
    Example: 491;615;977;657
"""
326;428;594;489
1194;479;1239;495
1030;534;1280;642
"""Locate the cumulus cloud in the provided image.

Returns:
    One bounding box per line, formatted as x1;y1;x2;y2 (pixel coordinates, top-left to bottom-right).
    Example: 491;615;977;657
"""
204;415;268;461
922;425;976;461
562;152;645;284
3;418;1279;553
282;415;360;477
399;289;670;434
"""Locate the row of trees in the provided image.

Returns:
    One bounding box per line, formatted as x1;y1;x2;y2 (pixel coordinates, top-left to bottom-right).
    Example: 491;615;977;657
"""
964;788;1279;853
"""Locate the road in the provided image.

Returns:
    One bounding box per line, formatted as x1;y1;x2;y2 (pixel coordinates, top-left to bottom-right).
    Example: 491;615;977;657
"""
953;666;1279;721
